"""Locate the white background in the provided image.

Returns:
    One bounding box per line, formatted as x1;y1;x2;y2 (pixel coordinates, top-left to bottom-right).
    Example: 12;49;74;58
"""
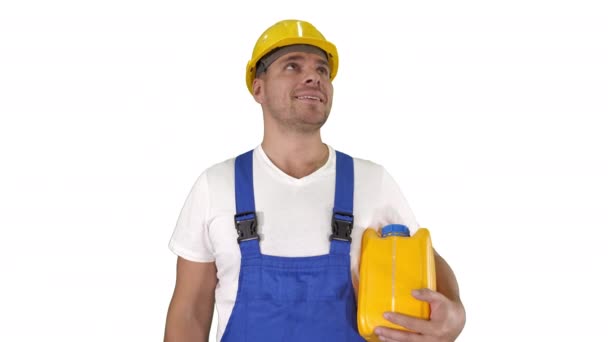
1;0;607;341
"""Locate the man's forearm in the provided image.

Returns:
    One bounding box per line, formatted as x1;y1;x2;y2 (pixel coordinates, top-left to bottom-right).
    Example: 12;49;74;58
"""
434;249;462;303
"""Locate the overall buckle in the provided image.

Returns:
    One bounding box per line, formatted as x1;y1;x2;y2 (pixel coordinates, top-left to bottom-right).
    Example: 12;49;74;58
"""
331;212;353;242
234;211;259;243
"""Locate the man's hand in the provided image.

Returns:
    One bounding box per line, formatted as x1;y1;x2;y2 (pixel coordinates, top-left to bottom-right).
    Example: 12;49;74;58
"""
373;288;466;342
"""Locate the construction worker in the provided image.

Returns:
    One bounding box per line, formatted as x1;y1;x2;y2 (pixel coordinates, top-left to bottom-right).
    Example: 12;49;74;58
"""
164;19;466;342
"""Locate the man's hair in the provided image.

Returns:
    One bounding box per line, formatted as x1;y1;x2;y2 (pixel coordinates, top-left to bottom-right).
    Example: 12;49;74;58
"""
254;44;328;78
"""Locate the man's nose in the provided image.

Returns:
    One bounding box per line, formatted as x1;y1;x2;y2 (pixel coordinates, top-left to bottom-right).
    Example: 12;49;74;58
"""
303;68;321;86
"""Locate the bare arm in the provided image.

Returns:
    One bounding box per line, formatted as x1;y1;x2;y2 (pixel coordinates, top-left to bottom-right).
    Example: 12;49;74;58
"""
434;249;463;305
164;257;218;342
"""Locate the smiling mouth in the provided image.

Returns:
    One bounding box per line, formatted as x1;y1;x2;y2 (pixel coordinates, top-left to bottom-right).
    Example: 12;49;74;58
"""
295;96;323;103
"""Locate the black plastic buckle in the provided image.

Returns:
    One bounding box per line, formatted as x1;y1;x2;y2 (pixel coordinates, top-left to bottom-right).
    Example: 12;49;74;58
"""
330;212;353;242
234;211;259;243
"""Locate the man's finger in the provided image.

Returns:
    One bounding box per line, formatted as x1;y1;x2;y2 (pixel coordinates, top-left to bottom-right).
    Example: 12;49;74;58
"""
383;312;435;335
412;288;447;306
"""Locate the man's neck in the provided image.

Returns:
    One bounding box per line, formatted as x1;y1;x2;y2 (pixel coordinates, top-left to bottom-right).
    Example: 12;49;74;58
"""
261;135;329;179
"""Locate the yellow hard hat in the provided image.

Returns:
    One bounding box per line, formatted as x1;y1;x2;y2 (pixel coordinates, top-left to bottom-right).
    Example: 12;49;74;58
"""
245;19;339;95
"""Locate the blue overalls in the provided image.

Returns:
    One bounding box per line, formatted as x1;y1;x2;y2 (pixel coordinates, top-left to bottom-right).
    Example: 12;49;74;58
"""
220;150;366;342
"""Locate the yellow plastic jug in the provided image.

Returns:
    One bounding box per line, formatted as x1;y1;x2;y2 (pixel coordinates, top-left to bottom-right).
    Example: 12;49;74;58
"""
357;224;436;341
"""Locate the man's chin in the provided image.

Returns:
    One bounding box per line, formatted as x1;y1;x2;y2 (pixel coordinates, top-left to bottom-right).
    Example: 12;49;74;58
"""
296;118;329;133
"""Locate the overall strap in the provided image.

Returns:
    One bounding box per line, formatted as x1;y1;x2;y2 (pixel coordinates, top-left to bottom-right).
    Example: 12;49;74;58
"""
234;150;261;257
330;151;355;255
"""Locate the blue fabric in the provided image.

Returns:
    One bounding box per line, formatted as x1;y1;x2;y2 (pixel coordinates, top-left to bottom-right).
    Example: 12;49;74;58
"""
222;149;364;342
334;151;354;216
234;151;255;215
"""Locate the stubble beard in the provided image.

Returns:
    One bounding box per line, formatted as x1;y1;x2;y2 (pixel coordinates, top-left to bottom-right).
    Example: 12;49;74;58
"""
271;104;330;134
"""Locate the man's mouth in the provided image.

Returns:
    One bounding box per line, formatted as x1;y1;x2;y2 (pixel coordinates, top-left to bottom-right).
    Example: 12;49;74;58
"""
295;95;323;103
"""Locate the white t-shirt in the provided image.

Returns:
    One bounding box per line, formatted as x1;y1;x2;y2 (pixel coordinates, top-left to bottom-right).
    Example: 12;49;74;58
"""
168;144;419;341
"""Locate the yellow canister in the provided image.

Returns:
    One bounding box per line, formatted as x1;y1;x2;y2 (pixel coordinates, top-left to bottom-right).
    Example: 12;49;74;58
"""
357;224;436;341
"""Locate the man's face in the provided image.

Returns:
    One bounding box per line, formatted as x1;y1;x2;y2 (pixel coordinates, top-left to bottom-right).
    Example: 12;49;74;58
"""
253;50;334;133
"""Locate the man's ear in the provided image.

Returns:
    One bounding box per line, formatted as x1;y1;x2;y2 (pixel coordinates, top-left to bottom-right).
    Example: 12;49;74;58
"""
252;78;264;104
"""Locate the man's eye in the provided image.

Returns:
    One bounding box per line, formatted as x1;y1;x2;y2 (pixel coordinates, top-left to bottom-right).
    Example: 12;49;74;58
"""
318;67;329;75
286;63;298;70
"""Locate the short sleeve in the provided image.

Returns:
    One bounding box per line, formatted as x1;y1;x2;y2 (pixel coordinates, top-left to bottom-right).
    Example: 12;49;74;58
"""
168;172;215;262
380;166;420;235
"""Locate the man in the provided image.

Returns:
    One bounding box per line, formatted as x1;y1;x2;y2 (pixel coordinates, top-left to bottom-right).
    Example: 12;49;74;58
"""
164;19;466;342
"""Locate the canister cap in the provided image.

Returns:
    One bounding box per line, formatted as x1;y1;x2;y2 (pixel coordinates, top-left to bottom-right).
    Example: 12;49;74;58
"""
381;224;410;237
